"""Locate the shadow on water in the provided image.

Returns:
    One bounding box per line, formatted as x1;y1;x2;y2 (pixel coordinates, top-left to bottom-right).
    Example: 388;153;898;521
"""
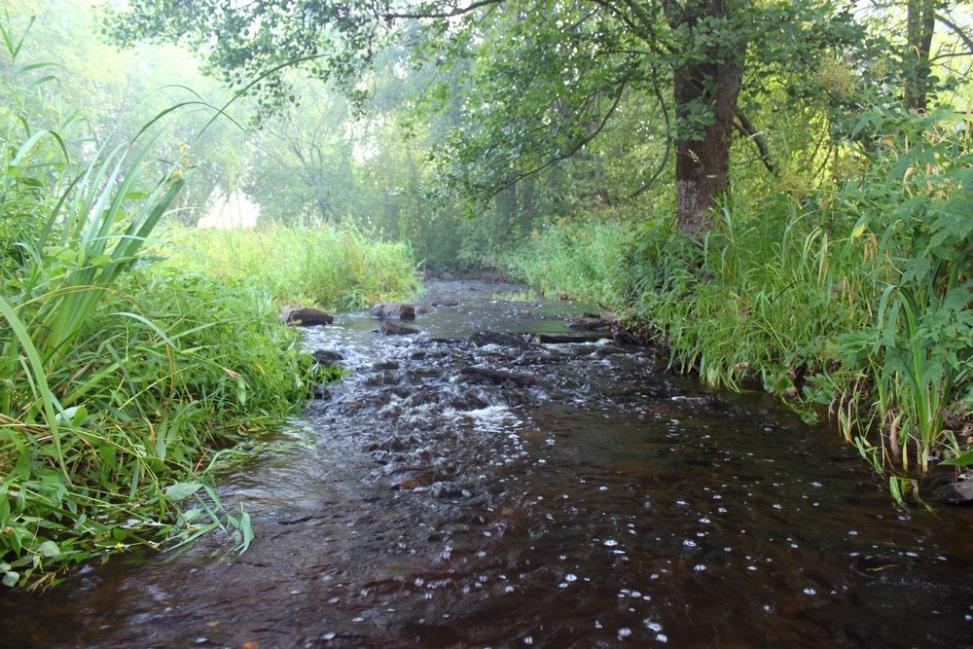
2;280;972;648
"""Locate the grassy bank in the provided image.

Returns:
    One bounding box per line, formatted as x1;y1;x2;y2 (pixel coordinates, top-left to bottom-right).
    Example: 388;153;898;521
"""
504;111;972;499
1;209;417;588
163;224;420;311
0;142;418;589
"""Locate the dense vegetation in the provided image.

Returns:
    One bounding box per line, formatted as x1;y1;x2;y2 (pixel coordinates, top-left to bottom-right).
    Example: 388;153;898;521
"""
1;0;971;586
0;9;417;587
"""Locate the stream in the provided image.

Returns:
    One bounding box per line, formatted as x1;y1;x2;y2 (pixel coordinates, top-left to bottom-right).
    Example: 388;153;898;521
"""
2;279;972;648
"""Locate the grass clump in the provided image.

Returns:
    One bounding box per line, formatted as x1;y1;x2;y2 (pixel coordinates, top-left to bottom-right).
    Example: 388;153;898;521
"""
164;223;421;311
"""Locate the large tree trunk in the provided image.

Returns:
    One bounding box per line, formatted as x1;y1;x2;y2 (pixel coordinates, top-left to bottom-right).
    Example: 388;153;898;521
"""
666;0;745;235
905;0;936;112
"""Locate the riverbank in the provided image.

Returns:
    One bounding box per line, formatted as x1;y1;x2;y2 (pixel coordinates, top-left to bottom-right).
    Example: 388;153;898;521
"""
500;207;972;500
0;220;419;589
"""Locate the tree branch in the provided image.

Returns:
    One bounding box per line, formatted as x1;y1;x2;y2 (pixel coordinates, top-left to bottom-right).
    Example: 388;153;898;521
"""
936;12;973;54
479;75;631;201
381;0;507;20
734;110;776;176
628;64;671;199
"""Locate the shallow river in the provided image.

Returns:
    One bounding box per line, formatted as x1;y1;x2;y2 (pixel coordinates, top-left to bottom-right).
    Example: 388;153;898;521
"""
2;280;972;648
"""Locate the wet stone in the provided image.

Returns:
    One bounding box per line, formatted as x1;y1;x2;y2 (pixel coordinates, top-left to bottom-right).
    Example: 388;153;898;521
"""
371;303;417;320
284;306;334;326
940;478;973;505
460;366;539;388
470;331;529;348
378;321;420;335
312;349;345;364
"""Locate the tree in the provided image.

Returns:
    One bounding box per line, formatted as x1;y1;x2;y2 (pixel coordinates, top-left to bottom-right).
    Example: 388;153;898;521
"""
247;83;358;224
107;0;861;234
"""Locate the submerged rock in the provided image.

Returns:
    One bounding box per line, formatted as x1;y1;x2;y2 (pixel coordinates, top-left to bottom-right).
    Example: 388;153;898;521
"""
371;303;417;320
470;331;529;348
378;321;420;335
530;332;606;345
460;366;539;388
312;349;345;364
940;478;973;505
566;313;616;331
283;307;334;326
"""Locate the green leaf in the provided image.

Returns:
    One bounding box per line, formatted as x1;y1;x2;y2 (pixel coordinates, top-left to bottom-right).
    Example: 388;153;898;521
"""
164;482;203;502
942;450;973;467
236;507;254;554
37;540;60;558
2;571;19;588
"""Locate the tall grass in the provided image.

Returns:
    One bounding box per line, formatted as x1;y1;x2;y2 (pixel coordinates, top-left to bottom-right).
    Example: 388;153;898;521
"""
0;113;327;586
163;223;420;310
0;144;417;588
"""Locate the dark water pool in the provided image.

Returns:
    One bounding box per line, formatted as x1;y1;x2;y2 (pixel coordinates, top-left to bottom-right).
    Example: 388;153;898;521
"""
2;280;971;648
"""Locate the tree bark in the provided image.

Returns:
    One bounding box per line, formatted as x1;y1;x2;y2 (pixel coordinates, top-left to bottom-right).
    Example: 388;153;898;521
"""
905;0;936;112
665;0;745;235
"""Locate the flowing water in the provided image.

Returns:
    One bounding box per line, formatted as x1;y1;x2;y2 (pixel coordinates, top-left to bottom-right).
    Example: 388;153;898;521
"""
2;280;972;648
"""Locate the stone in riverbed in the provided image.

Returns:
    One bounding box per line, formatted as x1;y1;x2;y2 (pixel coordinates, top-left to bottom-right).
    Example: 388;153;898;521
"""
283;306;334;326
940;478;973;505
371;303;417;320
378;321;420;336
566;313;616;331
312;349;344;364
470;331;529;348
460;366;539;388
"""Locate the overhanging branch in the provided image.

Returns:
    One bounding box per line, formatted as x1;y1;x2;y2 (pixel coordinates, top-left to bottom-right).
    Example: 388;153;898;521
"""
479;74;631;201
734;111;776;176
